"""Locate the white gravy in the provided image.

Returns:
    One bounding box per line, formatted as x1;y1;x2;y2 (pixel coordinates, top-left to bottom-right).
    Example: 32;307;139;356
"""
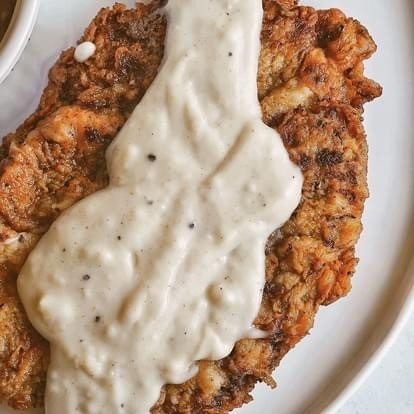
18;1;303;413
74;41;96;63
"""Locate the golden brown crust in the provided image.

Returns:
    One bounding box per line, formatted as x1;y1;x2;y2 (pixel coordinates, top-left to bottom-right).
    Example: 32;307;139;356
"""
0;3;166;408
0;0;381;411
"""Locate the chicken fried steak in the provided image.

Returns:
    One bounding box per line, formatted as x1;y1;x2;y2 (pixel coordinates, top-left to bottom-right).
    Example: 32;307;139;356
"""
0;1;381;411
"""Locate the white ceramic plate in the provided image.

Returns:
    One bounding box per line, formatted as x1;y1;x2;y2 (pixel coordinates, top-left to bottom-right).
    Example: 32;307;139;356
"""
0;1;413;413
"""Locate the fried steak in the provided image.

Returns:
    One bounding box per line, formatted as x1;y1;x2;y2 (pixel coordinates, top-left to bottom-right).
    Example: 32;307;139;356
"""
0;0;381;411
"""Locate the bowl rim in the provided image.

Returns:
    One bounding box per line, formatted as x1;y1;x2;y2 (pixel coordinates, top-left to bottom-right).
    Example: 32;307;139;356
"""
0;0;40;85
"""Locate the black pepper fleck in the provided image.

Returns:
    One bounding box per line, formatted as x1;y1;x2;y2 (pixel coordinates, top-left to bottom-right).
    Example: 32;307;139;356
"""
121;404;125;408
18;234;25;243
188;222;195;229
228;52;233;56
147;154;157;162
95;316;101;323
117;235;122;240
82;274;91;281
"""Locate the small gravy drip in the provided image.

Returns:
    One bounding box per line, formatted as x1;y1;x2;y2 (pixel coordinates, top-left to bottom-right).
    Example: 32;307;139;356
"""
18;1;303;413
74;41;96;63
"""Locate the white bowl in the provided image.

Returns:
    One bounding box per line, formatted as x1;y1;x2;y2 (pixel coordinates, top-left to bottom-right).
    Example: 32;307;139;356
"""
0;0;39;84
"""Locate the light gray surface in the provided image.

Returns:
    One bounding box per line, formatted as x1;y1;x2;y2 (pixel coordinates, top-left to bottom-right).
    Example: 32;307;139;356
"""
339;312;414;414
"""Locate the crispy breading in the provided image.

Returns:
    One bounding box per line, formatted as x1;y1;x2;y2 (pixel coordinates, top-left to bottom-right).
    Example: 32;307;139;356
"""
0;1;381;411
0;2;166;408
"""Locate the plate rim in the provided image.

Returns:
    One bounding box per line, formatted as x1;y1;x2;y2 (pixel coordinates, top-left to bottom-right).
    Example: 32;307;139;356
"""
323;257;414;413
